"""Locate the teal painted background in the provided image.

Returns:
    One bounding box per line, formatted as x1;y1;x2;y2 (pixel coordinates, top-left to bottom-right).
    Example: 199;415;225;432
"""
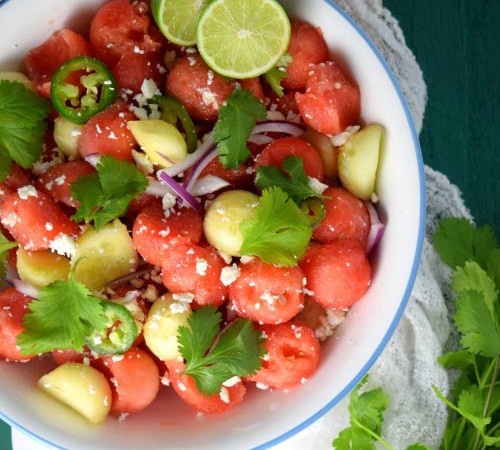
1;1;499;449
384;0;500;237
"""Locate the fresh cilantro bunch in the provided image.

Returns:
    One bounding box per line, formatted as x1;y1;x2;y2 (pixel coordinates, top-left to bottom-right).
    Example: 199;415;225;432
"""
432;218;500;450
332;375;429;450
0;80;51;181
177;306;266;396
333;217;500;450
71;155;148;229
214;89;267;169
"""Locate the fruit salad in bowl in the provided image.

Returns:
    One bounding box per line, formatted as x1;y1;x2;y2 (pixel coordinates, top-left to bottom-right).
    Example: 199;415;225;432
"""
0;0;424;449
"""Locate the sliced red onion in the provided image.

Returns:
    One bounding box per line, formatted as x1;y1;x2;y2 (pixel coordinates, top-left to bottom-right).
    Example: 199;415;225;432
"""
158;170;201;212
160;134;215;178
13;279;39;298
145;178;176;197
182;147;218;193
84;153;101;168
365;202;385;255
252;120;306;136
247;133;274;145
189;175;231;197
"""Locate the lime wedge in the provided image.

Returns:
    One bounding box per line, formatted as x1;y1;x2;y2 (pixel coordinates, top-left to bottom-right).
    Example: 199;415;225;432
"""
196;0;291;79
151;0;209;46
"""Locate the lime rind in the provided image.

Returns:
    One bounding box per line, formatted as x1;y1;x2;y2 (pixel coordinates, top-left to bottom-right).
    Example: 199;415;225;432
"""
152;0;208;46
197;0;291;79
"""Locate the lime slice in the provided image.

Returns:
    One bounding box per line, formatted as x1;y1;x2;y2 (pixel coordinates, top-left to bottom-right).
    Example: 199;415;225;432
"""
196;0;291;79
151;0;209;46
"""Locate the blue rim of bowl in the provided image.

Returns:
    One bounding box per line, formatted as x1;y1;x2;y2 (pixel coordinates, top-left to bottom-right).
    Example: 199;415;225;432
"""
0;0;426;449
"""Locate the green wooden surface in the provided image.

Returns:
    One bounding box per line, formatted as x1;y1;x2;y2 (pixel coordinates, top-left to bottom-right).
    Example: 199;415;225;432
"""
384;0;500;237
1;2;499;449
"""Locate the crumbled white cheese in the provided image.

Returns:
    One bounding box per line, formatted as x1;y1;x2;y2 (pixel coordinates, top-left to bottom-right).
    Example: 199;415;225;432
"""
199;89;218;109
195;258;208;276
55;175;66;186
330;125;360;147
49;233;77;258
172;292;195;303
162;192;177;213
141;79;161;99
1;212;18;228
308;177;329;195
17;185;38;200
222;376;241;387
314;308;346;341
219;386;230;404
240;255;254;264
220;264;240;286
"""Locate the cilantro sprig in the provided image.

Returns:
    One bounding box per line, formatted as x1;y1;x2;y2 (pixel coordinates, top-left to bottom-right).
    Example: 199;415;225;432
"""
177;306;266;396
0;80;51;181
332;375;430;450
17;273;107;356
263;52;293;98
71;155;147;229
256;155;329;204
432;218;500;450
334;218;500;450
239;186;313;267
213;89;267;170
0;232;17;280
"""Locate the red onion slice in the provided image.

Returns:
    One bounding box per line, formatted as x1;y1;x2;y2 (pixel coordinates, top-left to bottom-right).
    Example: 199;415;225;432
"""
160;134;215;178
12;279;39;298
247;133;274;145
365;202;385;255
189;175;231;197
158;171;201;212
145;178;175;197
183;147;218;193
252;120;306;136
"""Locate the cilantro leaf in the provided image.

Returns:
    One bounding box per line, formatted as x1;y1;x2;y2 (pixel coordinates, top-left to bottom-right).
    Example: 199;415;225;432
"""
263;53;293;98
433;218;497;270
256;155;328;204
452;262;498;308
17;278;107;355
71;155;147;229
433;385;493;438
333;375;433;450
438;350;475;370
487;248;500;289
332;375;389;450
214;89;267;170
177;306;265;396
0;232;17;280
239;187;313;267
0;81;51;181
453;289;500;358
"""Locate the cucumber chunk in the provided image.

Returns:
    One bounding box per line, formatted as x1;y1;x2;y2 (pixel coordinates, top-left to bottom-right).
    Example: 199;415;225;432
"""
338;124;383;201
17;248;70;288
72;219;139;291
38;363;112;424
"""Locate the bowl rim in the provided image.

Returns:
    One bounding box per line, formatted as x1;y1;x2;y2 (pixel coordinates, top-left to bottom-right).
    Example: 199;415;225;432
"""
0;0;426;449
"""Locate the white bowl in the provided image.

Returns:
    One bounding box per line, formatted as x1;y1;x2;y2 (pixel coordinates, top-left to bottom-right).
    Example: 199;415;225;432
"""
0;0;425;448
